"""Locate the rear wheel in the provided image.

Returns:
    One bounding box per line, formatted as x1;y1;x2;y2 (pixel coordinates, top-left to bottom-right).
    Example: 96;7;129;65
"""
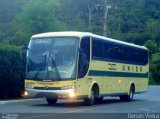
120;85;134;101
84;90;95;106
46;98;57;105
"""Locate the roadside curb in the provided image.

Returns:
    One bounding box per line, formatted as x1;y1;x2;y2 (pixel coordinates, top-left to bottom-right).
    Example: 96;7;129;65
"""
0;98;44;105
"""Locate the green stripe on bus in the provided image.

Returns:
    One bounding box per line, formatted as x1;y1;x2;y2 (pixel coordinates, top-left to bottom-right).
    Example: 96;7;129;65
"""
88;70;148;78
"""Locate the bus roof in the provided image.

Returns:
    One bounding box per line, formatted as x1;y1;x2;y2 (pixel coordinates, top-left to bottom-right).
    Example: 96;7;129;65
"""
32;31;147;50
32;31;83;38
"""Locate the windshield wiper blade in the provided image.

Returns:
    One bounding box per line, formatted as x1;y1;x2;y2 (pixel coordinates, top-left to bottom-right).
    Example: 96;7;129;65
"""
34;71;39;80
51;59;61;80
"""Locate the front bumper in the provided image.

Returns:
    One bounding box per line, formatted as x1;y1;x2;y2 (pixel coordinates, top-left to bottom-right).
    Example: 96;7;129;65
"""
25;88;76;99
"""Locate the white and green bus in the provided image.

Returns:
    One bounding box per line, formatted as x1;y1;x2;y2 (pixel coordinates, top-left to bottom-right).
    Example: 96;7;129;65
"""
25;31;149;105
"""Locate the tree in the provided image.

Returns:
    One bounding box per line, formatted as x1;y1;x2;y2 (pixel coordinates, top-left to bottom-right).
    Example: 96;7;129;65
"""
0;0;25;44
11;0;66;45
144;40;158;58
150;53;160;83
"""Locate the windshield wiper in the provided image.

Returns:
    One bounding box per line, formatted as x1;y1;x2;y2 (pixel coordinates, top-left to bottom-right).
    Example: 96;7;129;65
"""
51;59;61;80
34;71;39;80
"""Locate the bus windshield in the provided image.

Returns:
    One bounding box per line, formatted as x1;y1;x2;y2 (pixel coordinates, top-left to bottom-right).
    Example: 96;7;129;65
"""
26;37;79;81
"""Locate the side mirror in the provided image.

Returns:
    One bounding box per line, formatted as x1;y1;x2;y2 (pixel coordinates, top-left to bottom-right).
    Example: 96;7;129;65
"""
21;45;29;50
20;45;28;61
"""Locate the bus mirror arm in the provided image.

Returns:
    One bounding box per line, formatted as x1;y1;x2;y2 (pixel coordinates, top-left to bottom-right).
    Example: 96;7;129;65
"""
19;45;28;61
21;45;29;50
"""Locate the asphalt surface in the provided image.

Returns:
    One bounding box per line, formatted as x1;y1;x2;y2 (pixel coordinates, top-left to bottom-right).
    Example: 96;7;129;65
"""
0;86;160;119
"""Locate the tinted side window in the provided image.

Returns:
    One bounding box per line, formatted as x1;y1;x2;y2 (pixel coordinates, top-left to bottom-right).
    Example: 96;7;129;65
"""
92;38;102;59
142;50;148;64
104;41;111;59
115;44;124;60
78;37;90;78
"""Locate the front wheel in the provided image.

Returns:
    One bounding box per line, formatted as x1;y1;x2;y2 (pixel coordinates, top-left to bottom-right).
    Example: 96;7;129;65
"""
46;98;57;105
84;90;95;106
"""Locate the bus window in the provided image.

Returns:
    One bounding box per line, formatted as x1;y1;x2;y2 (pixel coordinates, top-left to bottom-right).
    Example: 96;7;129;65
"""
78;37;90;78
143;50;148;65
104;41;111;59
92;38;103;59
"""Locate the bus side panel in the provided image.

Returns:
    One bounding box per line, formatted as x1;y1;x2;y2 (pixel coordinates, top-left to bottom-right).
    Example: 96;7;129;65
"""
89;60;149;96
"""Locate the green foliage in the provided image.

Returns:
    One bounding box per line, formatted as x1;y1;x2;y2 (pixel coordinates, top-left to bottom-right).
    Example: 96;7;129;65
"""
144;40;158;56
0;0;25;44
11;0;66;45
0;45;25;99
150;53;160;83
145;40;160;84
0;0;159;46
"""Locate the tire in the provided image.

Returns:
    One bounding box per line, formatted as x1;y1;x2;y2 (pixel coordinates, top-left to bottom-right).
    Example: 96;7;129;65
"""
46;98;57;105
120;85;134;101
128;86;134;101
84;90;95;106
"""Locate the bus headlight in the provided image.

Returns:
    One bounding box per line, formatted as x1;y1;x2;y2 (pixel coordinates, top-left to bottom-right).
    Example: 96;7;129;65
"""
21;91;28;97
61;86;75;90
24;91;28;96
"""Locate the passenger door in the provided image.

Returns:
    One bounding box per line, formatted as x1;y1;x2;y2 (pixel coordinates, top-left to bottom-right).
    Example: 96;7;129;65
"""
76;37;91;97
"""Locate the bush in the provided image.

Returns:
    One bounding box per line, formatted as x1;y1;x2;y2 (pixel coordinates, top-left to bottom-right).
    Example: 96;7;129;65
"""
150;53;160;84
0;45;25;99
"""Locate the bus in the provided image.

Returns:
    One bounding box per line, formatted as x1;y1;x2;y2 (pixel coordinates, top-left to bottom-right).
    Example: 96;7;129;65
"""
24;31;149;106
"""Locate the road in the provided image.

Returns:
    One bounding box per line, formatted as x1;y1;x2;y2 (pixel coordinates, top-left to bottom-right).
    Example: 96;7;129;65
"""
0;86;160;119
